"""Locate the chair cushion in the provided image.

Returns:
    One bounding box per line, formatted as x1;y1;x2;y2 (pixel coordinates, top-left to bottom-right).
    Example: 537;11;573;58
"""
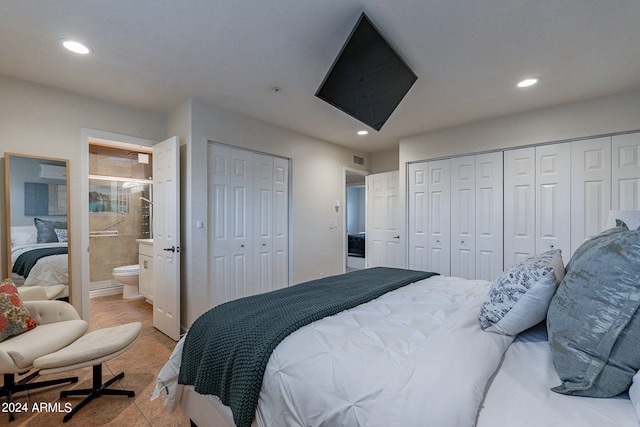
0;319;88;371
34;322;142;371
0;280;37;342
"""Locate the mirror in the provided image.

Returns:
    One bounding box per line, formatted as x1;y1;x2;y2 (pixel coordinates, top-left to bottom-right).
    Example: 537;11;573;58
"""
4;153;71;302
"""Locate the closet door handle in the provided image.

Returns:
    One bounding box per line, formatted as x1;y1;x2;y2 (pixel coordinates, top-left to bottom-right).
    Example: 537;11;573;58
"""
393;235;400;239
163;246;179;253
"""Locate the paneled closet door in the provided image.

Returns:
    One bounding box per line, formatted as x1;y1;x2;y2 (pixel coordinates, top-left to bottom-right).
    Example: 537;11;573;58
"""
570;137;611;257
536;143;571;254
272;157;289;290
612;133;640;211
408;162;428;271
209;145;254;302
475;152;503;281
450;156;475;278
253;153;274;295
427;159;451;276
503;148;536;269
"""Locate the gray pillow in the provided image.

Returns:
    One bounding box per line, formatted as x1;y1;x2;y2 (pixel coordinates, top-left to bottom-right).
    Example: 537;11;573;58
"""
479;249;564;336
34;218;67;243
547;228;640;397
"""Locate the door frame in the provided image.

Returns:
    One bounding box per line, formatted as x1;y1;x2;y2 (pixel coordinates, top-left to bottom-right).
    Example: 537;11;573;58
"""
79;128;156;321
343;167;368;273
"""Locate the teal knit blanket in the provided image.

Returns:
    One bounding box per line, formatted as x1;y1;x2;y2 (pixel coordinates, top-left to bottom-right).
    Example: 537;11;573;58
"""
178;267;436;427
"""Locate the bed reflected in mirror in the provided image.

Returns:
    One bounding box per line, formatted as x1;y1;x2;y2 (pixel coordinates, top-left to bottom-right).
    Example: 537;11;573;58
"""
4;153;71;302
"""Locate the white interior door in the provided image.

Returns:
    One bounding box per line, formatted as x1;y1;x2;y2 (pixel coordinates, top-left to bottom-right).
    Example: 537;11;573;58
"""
612;133;640;210
153;136;181;341
408;162;428;270
450;156;476;278
427;159;451;275
366;171;403;268
475;152;503;281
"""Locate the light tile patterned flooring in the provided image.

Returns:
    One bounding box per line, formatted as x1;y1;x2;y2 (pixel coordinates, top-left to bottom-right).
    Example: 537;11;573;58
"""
8;295;191;427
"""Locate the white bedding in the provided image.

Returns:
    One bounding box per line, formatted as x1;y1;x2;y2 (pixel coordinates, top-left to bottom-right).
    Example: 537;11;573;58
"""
155;275;639;426
11;242;68;288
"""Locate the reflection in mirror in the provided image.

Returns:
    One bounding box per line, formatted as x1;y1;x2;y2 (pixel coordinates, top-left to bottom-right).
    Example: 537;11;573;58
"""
4;153;71;302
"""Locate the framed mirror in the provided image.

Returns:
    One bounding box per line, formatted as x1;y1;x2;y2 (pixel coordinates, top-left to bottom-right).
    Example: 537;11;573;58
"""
4;153;71;302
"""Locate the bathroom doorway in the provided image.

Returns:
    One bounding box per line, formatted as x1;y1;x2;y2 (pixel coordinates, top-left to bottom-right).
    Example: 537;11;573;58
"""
344;169;367;272
86;140;153;300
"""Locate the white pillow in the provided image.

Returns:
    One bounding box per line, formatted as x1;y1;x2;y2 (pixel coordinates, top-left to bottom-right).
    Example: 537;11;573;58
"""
10;226;38;246
479;249;565;336
630;371;640;423
54;228;68;242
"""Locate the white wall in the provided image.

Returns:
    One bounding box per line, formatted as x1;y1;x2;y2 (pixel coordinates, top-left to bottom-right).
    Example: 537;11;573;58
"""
0;75;166;319
175;99;370;326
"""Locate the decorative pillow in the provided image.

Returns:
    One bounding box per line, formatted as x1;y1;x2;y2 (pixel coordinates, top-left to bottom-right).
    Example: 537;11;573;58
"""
0;280;38;342
34;218;67;243
631;371;640;423
54;228;68;242
565;219;628;273
479;249;564;336
547;228;640;397
10;226;38;247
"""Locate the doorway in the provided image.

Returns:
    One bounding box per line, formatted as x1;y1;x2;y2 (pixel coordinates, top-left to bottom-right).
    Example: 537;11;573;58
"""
79;130;156;321
344;169;367;272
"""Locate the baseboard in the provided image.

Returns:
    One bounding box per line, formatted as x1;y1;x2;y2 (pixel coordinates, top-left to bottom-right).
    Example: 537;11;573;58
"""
89;284;123;298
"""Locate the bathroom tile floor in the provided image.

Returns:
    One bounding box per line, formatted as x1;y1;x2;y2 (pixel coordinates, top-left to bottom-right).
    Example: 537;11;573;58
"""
8;295;191;427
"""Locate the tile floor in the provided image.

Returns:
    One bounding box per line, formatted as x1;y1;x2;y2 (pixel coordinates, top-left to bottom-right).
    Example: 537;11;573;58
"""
7;295;191;427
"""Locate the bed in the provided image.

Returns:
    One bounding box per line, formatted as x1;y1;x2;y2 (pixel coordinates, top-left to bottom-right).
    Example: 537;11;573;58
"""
154;223;640;427
10;225;68;298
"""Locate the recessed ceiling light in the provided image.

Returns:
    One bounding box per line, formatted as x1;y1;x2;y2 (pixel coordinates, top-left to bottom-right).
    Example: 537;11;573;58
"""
357;130;369;136
61;39;92;55
517;78;540;88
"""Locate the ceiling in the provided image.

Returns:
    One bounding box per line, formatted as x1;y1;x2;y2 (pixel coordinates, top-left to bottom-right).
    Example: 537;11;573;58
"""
1;1;639;153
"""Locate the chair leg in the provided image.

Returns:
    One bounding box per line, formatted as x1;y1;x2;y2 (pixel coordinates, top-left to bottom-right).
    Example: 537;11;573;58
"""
1;372;78;422
61;364;134;423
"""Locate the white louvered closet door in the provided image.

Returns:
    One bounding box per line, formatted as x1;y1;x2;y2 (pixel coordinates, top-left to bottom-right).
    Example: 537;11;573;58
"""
612;133;640;211
427;159;451;276
450;156;476;278
570;137;611;257
408;162;428;270
503;148;536;269
536;143;571;254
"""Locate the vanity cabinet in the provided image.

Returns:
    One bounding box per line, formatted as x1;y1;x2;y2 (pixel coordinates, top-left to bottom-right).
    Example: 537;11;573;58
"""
138;240;154;303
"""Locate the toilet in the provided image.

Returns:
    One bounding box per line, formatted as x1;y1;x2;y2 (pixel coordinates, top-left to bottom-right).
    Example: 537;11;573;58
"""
112;265;142;300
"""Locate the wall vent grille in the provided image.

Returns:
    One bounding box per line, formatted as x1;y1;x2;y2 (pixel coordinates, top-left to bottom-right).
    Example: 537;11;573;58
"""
353;155;365;165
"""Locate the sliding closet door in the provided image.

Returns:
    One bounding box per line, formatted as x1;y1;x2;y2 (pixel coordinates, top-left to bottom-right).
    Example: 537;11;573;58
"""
612;133;640;211
536;143;571;254
450;156;475;278
570;137;611;256
408;162;428;270
503;148;536;269
475;152;503;281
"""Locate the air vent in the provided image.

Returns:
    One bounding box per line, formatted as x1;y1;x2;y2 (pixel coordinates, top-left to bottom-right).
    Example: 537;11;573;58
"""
353;155;365;166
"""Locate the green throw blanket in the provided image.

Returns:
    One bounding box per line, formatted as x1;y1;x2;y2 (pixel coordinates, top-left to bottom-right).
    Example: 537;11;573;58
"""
178;267;436;427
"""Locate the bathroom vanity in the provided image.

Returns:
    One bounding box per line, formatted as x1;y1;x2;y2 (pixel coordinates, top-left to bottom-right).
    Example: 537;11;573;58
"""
137;239;154;303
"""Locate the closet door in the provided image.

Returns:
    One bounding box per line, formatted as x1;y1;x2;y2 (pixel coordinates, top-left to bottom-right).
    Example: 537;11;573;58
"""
475;152;503;281
571;137;611;256
408;162;428;270
503;148;536;268
612;133;640;210
272;157;289;290
209;145;254;301
536;143;571;254
427;159;451;275
253;153;274;295
450;156;475;278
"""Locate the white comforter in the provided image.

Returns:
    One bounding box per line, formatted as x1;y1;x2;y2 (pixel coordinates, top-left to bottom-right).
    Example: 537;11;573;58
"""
11;242;68;287
156;276;514;426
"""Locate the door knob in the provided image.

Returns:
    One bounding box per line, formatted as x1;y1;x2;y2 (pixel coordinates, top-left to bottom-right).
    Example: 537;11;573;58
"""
163;246;180;253
393;235;400;239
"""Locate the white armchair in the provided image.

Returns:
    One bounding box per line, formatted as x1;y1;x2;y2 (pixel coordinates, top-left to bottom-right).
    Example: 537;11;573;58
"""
0;300;88;422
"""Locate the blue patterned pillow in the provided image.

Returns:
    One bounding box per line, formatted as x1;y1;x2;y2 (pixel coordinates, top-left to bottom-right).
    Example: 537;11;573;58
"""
479;249;564;336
